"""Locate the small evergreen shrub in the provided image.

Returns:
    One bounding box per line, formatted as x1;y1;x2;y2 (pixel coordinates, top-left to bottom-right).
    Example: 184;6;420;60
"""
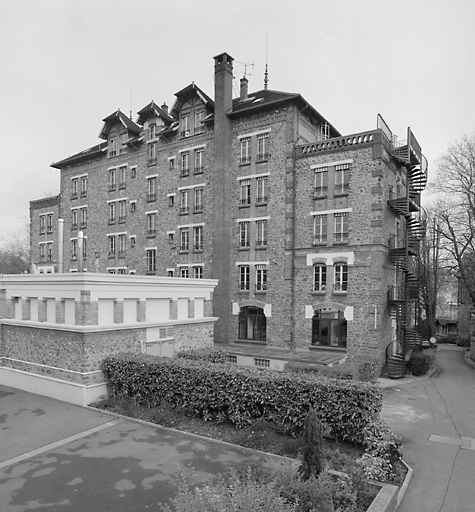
298;409;324;480
410;351;435;376
457;336;471;347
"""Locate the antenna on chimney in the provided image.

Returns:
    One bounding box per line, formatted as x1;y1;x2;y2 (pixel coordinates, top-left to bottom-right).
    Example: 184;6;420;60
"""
129;86;133;120
264;33;269;90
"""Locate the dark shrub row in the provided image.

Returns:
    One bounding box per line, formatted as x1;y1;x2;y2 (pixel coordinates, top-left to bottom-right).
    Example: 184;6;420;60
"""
101;353;382;442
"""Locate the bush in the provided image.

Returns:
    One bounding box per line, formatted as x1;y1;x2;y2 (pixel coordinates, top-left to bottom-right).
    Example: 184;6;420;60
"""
457;336;471;347
176;348;230;364
160;467;299;512
409;351;435;376
298;409;324;480
101;353;382;442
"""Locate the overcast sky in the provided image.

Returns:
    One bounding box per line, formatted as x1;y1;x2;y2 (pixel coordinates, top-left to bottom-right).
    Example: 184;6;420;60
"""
1;0;474;245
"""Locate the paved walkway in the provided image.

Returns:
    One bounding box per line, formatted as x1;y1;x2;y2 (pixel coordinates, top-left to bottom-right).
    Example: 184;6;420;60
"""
380;345;475;512
0;387;286;511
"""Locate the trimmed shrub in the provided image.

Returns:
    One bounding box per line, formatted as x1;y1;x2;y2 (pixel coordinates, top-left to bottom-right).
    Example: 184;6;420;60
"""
176;348;229;363
457;336;471;347
101;353;382;442
410;351;435;376
298;409;324;480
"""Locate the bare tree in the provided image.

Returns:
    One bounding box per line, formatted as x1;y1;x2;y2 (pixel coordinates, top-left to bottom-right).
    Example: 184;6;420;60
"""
431;133;475;309
0;218;31;274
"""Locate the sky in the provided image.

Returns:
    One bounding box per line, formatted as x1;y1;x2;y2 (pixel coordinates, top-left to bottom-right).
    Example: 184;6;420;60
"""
1;0;474;246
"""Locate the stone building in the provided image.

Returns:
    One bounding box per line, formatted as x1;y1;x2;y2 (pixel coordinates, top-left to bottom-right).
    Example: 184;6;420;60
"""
29;52;428;370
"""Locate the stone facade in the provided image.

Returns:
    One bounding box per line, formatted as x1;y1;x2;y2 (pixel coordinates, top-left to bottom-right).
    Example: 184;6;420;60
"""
29;53;427;368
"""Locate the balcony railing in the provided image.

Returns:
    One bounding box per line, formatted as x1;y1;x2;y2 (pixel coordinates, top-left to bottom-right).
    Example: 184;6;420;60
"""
146;193;157;202
239;156;251;165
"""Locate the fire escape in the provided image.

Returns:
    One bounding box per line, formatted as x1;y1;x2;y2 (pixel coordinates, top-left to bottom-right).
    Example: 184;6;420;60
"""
386;128;428;378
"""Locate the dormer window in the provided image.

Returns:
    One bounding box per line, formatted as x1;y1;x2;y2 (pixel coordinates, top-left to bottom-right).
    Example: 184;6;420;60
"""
194;110;204;134
108;135;117;157
181;114;190;137
149;123;156;141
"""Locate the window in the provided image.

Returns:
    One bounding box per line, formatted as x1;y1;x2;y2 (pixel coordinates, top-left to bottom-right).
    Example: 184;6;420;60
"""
193;226;203;251
193;266;203;279
312;309;347;347
180;190;189;214
239;222;250;248
256;220;268;247
239;265;250;291
109;203;116;224
169;158;175;170
181;114;190;137
238;306;266;341
147;177;157;201
240;179;251;206
334;263;348;292
39;215;46;234
72;210;78;230
168;195;175;207
72;239;78;260
256;176;268;204
130;236;136;248
146;249;156;273
80;208;87;229
194;110;204;134
194;188;203;212
47;214;53;233
167;269;174;277
130;166;137;178
109;169;116;191
335;164;350;195
334;212;349;243
47;243;53;262
314;168;328;198
119;132;127;154
71;179;78;199
80;176;87;197
257;133;269;161
119;166;126;189
313;263;327;292
108;236;116;257
240;137;251;164
147;213;156;237
118;234;126;257
313;214;327;244
181;152;190;176
256;264;267;291
194;148;204;174
118;201;126;223
149;123;156;141
39;244;45;262
130;201;136;212
148;142;157;164
168;232;174;243
180;227;189;251
180;267;189;278
108;135;117;157
82;238;87;259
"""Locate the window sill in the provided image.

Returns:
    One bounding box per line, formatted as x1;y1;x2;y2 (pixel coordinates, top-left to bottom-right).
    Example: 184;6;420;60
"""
311;291;326;296
333;241;349;245
238;290;250;294
255;290;267;295
192;249;203;254
146;271;157;275
238;246;251;251
239;161;251;167
313;195;327;200
179;250;189;254
312;242;327;246
255;201;268;207
255;245;268;251
332;291;348;296
334;193;349;198
238;203;251;209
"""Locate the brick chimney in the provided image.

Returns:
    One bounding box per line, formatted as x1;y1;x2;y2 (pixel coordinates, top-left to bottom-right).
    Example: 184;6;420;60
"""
212;52;234;343
240;76;249;101
161;102;168;114
214;52;234;114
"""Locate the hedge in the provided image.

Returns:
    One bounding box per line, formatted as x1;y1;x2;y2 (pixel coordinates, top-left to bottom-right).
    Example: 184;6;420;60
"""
101;353;382;442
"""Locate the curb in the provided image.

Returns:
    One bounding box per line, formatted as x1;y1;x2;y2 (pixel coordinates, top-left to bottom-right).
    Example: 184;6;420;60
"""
397;459;414;509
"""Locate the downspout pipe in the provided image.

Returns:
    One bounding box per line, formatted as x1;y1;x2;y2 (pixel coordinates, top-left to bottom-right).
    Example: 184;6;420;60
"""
57;218;64;273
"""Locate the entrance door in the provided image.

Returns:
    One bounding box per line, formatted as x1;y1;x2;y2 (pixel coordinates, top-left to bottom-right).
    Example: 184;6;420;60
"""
238;306;266;342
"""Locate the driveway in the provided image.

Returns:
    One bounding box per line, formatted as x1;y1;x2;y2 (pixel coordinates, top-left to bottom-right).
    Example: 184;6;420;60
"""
0;387;284;511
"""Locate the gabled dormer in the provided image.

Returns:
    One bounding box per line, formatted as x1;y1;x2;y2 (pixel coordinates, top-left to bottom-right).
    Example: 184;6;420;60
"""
170;83;214;138
99;109;142;158
136;101;175;142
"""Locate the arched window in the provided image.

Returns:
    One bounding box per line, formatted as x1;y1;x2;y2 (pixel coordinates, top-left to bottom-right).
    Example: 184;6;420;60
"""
238;306;266;342
312;309;347;348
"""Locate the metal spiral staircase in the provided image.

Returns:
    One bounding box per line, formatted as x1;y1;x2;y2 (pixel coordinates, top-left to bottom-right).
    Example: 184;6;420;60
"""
386;129;428;378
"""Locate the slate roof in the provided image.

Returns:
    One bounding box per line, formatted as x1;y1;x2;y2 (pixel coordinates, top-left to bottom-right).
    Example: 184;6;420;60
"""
136;101;174;126
51;142;107;169
99;109;142;140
